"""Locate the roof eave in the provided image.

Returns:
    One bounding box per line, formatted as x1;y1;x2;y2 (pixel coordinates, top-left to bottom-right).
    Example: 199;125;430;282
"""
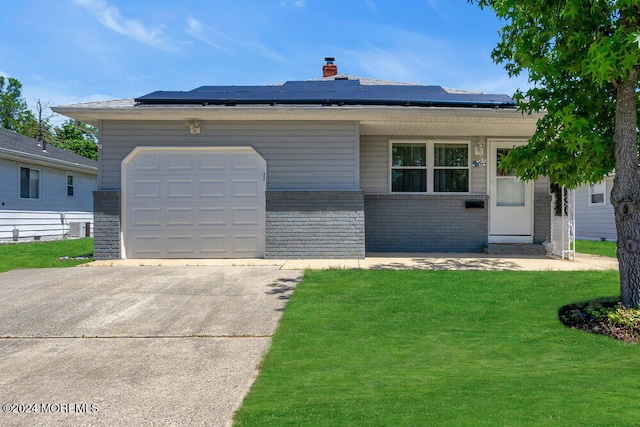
52;104;541;124
0;147;97;174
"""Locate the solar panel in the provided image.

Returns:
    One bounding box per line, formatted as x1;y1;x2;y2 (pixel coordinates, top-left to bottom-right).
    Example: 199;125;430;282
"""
134;79;515;108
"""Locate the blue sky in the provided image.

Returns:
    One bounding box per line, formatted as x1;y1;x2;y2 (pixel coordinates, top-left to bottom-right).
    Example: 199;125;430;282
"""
0;0;528;122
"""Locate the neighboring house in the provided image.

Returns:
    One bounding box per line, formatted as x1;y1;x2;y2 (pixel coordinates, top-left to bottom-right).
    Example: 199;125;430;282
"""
53;59;551;260
575;176;617;241
0;128;97;241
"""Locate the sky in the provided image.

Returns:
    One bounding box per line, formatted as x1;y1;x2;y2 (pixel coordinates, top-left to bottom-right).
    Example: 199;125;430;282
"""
0;0;529;123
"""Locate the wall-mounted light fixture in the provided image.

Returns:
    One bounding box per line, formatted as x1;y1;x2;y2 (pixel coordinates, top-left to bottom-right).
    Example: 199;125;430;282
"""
475;141;485;156
185;120;201;135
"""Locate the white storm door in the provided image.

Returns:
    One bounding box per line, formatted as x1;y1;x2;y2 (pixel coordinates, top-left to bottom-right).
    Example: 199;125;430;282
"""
488;141;533;243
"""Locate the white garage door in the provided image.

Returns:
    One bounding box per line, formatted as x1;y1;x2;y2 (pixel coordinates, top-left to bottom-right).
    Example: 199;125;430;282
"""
122;147;266;258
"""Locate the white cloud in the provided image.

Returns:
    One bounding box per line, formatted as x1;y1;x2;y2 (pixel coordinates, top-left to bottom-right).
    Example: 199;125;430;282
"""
185;17;231;52
184;17;288;63
469;73;532;97
279;1;305;7
72;0;173;50
0;70;8;78
337;25;522;95
339;28;460;84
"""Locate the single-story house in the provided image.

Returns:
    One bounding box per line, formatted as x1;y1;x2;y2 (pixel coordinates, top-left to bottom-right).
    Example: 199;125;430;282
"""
575;176;617;241
53;59;550;260
0;127;97;241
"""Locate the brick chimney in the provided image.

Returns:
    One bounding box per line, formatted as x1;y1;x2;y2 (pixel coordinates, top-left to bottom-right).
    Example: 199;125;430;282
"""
323;57;338;77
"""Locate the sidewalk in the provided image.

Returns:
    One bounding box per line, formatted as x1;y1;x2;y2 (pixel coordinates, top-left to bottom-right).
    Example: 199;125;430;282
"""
86;253;618;271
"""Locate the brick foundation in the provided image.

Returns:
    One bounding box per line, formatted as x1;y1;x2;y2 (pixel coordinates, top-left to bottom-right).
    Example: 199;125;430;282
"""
265;191;365;258
93;190;121;260
365;194;489;252
534;193;552;243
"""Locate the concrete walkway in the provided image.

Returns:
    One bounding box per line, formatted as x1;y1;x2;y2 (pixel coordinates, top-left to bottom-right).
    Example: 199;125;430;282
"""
0;266;302;427
86;253;619;271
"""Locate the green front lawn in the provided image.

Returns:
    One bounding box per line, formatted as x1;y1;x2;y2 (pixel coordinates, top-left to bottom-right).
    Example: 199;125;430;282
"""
234;269;640;426
576;239;617;258
0;238;93;273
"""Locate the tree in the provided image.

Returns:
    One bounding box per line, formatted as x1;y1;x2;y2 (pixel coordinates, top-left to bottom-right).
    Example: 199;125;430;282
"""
470;1;640;307
0;76;36;132
53;120;98;160
1;76;96;159
32;99;55;144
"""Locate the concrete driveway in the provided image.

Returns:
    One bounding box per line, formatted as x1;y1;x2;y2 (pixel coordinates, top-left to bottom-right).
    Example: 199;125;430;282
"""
0;266;302;426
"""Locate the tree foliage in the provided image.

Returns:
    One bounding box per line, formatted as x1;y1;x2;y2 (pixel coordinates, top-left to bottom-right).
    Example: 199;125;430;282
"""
0;76;36;133
0;77;96;160
52;120;98;160
471;0;640;307
471;0;639;188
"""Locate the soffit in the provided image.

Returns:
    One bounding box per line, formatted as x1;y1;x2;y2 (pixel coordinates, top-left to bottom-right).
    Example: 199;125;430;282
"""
52;103;540;129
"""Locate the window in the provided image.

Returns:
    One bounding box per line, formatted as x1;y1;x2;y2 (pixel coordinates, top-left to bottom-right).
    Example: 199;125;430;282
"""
19;167;40;199
433;143;469;192
390;141;470;193
66;174;74;197
391;143;426;192
496;148;525;207
590;181;606;206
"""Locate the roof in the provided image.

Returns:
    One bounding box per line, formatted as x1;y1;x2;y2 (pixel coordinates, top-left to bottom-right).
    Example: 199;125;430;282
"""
0;127;97;173
52;75;538;135
134;76;515;109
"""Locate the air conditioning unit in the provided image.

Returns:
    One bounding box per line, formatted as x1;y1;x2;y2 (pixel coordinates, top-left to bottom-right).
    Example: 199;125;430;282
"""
69;222;90;237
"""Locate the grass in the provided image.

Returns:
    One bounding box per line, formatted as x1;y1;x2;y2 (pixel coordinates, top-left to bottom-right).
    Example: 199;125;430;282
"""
0;238;93;273
576;239;617;258
234;269;640;426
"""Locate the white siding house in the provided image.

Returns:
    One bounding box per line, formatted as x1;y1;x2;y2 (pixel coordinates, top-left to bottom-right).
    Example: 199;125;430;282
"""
575;177;617;241
0;128;98;241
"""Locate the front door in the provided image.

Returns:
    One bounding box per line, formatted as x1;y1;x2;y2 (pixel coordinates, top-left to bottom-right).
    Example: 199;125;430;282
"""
488;141;533;243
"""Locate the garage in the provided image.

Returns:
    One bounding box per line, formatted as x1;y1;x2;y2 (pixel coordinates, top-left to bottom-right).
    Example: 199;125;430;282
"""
122;147;266;258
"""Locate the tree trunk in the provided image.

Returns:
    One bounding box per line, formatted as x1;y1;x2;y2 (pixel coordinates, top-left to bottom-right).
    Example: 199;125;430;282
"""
610;69;640;308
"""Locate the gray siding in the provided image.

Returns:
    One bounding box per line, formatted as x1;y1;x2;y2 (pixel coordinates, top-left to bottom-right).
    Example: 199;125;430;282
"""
360;136;389;193
470;162;487;194
365;194;489;252
575;179;617;241
100;120;359;191
359;137;485;194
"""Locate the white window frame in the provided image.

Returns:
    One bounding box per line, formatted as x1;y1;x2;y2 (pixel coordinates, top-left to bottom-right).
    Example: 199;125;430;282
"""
390;140;428;193
66;173;74;197
389;139;471;194
19;166;41;200
589;180;607;206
